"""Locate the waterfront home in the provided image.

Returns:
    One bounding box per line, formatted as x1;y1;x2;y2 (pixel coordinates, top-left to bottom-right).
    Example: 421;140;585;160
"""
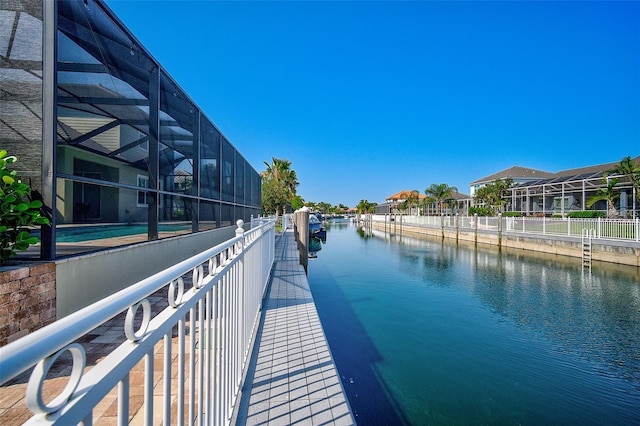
473;156;640;217
1;0;261;334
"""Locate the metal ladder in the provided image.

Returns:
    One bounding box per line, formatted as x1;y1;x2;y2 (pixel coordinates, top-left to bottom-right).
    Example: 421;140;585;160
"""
581;228;595;270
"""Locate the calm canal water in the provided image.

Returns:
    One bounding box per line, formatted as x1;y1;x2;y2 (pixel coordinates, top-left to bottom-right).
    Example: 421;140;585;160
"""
307;222;640;425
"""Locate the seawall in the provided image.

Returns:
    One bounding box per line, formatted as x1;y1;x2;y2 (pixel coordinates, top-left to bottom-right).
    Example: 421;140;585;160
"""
371;221;640;268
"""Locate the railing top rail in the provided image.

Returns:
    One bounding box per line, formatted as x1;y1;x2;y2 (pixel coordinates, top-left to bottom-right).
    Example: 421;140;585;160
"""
0;219;274;385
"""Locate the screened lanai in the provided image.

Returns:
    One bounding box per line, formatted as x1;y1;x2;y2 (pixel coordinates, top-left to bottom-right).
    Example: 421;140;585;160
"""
1;0;262;259
507;162;638;218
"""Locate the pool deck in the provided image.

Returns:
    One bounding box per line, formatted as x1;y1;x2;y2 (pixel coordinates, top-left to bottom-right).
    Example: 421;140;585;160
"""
234;229;355;425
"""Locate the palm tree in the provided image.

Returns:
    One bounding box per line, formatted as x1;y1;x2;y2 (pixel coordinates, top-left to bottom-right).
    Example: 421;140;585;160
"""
492;178;513;212
405;190;421;215
317;201;332;214
587;177;620;218
261;158;299;221
424;183;458;215
356;199;376;214
472;178;512;214
396;199;408;215
262;158;299;196
608;156;640;218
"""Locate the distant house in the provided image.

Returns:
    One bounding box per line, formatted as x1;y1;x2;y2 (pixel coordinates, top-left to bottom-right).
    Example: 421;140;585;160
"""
374;189;471;215
379;190;425;215
385;190;427;203
444;190;473;216
469;166;555;197
470;156;640;217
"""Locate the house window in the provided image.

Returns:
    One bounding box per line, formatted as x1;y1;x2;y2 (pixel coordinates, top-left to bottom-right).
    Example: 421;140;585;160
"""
137;175;149;207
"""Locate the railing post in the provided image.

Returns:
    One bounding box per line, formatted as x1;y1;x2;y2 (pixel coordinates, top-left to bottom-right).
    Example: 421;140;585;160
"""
597;217;602;239
455;213;459;244
474;213;478;245
567;216;571;236
0;218;279;425
498;213;502;249
235;219;245;387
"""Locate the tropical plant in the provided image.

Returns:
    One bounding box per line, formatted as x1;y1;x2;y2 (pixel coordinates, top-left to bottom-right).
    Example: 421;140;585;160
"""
0;150;50;264
473;178;512;214
261;157;299;221
404;190;421;215
608;156;640;217
316;202;332;214
396;199;408;214
567;210;606;218
586;177;620;218
290;194;305;211
261;178;288;217
424;183;458;215
468;206;494;217
356;199;377;214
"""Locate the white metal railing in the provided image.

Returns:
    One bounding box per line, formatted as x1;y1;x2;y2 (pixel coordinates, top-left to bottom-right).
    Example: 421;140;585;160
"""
504;216;640;241
370;214;640;242
0;218;275;425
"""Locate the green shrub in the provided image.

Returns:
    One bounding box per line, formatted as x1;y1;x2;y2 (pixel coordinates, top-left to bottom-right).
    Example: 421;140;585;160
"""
567;211;606;219
468;206;494;217
0;150;50;264
501;211;522;217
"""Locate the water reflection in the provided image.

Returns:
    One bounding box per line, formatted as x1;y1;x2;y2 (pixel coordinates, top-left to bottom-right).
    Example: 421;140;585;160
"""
310;224;640;424
308;236;323;258
391;232;640;390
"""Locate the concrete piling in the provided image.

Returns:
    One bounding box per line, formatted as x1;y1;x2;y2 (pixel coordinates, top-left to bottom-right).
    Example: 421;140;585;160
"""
293;207;309;273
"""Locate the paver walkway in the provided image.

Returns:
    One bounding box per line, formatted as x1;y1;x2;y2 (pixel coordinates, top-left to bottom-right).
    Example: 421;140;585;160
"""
235;230;355;425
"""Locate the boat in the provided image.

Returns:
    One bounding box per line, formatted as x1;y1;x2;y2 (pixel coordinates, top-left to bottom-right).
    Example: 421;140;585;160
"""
309;214;323;234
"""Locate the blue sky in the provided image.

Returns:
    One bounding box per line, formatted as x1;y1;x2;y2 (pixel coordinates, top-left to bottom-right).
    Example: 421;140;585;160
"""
105;0;639;207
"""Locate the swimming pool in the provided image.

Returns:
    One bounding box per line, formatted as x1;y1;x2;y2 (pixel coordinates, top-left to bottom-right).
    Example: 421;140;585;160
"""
308;223;640;425
54;223;191;242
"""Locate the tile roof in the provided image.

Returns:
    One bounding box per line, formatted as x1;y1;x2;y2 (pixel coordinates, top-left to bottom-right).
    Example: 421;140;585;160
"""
554;156;640;177
471;156;640;186
470;166;555;185
386;190;426;201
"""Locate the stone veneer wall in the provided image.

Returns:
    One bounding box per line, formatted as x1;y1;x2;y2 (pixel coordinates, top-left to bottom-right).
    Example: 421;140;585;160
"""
0;263;56;346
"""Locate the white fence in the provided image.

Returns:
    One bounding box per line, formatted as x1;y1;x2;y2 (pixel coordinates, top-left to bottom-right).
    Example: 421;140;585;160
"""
371;214;640;242
0;218;275;425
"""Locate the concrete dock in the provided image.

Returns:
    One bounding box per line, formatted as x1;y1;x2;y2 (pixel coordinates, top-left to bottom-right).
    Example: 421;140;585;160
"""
235;229;355;425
